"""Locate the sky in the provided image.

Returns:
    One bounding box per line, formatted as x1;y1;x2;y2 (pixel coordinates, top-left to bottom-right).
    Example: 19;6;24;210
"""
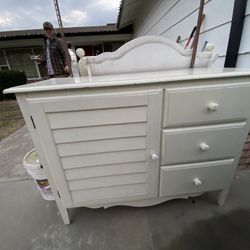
0;0;121;31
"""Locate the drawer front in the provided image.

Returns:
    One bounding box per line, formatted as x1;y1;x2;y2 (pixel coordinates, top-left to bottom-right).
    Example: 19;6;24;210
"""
159;159;235;197
163;83;250;126
161;122;247;165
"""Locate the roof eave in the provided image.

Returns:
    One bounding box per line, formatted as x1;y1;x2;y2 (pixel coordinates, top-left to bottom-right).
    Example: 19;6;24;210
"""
117;0;125;29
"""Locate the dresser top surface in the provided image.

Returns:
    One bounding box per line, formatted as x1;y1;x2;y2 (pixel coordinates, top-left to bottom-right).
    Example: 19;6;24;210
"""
4;68;250;94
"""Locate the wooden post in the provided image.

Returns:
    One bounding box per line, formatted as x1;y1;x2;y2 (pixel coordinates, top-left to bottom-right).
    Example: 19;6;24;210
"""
190;0;205;68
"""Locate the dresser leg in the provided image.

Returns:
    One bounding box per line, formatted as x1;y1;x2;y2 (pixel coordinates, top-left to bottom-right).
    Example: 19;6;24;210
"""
56;199;70;224
217;187;230;206
59;207;70;225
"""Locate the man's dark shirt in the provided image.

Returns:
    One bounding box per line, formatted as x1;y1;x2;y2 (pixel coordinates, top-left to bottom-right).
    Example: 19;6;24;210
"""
44;37;69;76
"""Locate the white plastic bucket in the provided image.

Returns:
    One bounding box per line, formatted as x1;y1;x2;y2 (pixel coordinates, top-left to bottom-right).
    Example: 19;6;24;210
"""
23;149;54;201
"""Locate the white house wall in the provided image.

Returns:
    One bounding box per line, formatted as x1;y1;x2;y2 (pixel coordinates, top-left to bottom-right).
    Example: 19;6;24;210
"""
237;1;250;67
133;0;249;68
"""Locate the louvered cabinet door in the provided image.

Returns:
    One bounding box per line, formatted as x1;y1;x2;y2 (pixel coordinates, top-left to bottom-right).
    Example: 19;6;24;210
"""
28;91;162;207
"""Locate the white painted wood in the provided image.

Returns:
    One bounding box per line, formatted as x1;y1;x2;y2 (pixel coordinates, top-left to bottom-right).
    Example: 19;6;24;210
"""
24;91;163;208
48;106;147;129
130;0;235;68
175;21;231;57
4;68;250;94
161;122;246;165
61;148;147;170
71;183;147;203
200;0;234;34
68;173;147;191
53;123;147;144
197;22;231;57
57;136;147;157
238;15;250;54
134;0;179;36
134;0;233;37
145;0;202;36
6;30;250;225
58;208;70;225
42;93;148;112
7;68;250;224
16;95;71;224
164;82;250;126
159;159;235;197
77;36;215;76
119;0;144;29
27;103;73;208
210;56;226;68
159;0;234;43
73;192;206;208
65;162;147;180
217;186;231;206
146;91;162;197
237;54;250;68
246;0;250;15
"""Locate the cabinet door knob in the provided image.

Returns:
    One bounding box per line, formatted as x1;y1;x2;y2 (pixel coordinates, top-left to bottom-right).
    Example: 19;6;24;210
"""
199;142;210;151
193;178;202;186
151;153;159;160
207;102;219;111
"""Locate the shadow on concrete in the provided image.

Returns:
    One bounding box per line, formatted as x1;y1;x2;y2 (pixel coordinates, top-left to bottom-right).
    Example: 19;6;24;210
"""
166;208;250;250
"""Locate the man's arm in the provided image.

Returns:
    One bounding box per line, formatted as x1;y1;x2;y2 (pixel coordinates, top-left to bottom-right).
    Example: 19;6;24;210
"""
57;38;72;75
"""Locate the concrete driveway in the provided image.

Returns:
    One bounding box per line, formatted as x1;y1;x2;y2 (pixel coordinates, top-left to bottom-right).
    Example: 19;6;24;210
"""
1;126;250;250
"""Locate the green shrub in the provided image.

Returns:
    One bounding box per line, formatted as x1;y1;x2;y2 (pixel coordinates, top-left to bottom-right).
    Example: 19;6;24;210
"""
0;70;27;100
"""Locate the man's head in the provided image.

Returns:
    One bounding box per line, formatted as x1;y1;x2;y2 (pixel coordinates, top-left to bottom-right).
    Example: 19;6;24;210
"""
43;21;54;39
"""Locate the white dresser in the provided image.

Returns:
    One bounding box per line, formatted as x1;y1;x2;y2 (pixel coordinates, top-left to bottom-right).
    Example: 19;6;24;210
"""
4;68;250;224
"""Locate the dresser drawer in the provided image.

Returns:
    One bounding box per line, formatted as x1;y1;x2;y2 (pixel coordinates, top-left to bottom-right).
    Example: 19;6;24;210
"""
161;122;247;165
159;159;235;197
163;83;250;127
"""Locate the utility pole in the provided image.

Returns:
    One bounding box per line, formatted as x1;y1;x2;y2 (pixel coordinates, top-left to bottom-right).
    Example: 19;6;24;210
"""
52;0;66;43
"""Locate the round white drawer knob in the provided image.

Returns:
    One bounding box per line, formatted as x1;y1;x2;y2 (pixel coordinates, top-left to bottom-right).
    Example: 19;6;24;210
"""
207;102;219;111
151;153;159;160
199;142;210;151
193;178;202;186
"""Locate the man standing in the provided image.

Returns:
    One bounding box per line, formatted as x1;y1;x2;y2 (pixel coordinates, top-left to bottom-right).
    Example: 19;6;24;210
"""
42;21;71;78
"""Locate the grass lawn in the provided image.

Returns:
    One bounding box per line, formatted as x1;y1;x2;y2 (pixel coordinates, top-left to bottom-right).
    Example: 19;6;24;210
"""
0;100;25;141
